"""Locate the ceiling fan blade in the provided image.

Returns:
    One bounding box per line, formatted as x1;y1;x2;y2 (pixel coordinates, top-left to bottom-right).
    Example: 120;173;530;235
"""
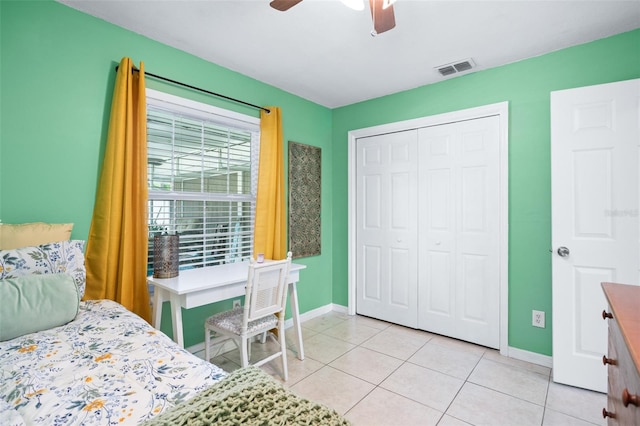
270;0;303;11
369;0;396;34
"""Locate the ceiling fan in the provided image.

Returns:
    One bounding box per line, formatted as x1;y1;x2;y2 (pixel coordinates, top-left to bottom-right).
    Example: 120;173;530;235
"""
269;0;396;35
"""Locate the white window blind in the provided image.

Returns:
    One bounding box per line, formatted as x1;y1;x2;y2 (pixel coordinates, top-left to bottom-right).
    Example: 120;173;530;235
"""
146;89;260;271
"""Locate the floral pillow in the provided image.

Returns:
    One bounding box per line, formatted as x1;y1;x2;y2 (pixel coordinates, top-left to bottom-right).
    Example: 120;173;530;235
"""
0;240;86;298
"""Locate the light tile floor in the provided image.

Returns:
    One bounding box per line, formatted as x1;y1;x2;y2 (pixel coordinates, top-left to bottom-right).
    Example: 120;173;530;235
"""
210;311;607;426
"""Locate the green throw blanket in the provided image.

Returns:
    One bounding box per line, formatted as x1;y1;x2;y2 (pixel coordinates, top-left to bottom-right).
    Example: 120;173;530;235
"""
143;366;351;425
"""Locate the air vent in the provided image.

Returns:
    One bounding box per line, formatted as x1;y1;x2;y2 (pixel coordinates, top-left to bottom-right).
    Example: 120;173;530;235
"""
436;58;476;77
454;61;473;72
438;65;456;76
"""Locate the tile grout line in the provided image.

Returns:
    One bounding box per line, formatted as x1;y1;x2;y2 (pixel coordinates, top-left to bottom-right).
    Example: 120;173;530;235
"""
220;312;605;426
436;345;486;423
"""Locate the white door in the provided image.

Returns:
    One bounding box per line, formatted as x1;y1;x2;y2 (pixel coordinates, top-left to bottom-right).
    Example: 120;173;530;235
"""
551;79;639;392
356;130;419;328
417;116;501;349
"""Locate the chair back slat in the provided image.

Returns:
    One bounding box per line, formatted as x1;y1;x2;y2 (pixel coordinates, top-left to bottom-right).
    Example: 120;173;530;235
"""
244;252;292;324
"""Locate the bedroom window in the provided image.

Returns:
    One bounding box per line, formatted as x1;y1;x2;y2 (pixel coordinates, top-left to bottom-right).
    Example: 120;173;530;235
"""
146;89;260;271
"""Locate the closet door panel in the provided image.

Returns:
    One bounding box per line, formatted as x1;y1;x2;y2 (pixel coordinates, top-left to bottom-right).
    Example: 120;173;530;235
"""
424;251;455;339
356;130;418;327
460;253;489;321
421;165;456;334
363;174;381;229
418;125;458;336
460;166;487;233
362;245;382;301
390;247;412;307
419;116;500;349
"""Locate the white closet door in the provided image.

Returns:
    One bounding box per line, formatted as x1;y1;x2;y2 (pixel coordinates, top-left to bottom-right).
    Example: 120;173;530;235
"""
356;130;419;328
417;116;501;349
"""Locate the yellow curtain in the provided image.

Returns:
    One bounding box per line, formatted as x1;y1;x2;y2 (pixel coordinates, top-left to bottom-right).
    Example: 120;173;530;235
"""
84;57;151;323
253;106;287;260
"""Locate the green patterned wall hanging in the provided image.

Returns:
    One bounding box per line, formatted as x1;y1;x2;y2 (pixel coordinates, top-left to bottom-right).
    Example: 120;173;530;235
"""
288;141;321;258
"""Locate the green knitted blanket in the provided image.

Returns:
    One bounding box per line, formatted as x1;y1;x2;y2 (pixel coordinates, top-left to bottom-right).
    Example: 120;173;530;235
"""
142;366;350;425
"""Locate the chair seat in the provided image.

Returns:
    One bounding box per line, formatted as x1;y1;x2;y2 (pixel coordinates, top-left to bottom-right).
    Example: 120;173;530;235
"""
206;307;278;335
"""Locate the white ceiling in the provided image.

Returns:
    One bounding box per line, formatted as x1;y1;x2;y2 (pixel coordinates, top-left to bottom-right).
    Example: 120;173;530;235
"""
58;0;640;108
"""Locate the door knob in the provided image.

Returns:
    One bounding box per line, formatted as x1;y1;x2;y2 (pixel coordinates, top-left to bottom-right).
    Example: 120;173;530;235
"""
557;246;570;257
602;408;616;419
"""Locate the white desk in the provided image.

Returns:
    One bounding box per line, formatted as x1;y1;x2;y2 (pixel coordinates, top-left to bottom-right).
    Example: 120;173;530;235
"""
147;261;307;360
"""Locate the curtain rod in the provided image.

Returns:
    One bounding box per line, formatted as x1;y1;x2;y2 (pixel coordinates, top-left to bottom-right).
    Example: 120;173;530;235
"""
115;65;270;114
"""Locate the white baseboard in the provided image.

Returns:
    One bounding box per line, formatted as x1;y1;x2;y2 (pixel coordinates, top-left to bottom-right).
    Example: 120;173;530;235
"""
330;303;349;314
507;346;553;368
291;304;554;370
190;306;553;372
283;302;349;328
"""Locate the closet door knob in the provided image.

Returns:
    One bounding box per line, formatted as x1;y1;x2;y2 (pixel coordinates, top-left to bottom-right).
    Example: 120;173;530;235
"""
622;388;639;407
602;310;613;320
602;355;617;365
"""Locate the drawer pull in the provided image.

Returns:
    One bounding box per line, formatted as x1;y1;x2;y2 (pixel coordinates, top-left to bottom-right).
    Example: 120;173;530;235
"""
622;388;639;407
602;310;613;320
602;355;617;365
602;408;616;418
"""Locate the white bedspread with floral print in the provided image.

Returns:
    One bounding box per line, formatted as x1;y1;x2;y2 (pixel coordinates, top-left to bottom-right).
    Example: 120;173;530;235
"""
0;299;226;425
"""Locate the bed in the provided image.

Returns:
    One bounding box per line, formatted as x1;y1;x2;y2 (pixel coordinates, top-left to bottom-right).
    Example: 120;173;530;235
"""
0;230;349;425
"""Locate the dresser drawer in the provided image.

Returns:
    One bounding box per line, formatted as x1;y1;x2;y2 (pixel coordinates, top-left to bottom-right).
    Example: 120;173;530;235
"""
602;282;640;426
606;317;640;425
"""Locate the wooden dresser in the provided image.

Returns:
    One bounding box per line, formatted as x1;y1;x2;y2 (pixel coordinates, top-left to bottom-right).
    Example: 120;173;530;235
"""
601;282;640;425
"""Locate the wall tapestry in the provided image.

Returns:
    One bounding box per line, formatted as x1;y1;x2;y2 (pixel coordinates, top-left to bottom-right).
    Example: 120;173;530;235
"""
288;141;321;258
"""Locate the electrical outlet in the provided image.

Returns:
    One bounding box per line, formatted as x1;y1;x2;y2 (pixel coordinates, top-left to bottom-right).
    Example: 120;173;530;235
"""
233;299;241;309
532;310;545;328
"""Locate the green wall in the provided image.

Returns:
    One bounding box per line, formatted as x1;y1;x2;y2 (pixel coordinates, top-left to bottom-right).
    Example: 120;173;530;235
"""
330;29;640;356
1;0;639;356
0;0;333;347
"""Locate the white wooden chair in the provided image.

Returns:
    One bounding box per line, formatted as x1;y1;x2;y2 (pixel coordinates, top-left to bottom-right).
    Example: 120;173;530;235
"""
204;252;292;381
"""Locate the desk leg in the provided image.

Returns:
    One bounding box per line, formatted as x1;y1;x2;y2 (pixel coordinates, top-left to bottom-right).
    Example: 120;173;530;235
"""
152;287;164;329
288;283;304;360
169;292;185;348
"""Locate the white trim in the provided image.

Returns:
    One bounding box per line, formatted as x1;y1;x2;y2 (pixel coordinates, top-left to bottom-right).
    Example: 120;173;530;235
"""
347;102;510;355
189;310;552;373
507;346;553;369
284;303;337;328
330;303;349;315
146;88;260;131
